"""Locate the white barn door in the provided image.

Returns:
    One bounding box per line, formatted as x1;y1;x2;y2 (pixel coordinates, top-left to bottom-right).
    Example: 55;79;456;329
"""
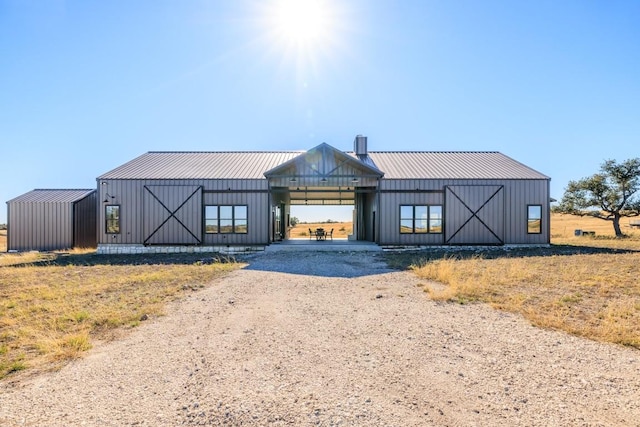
445;185;504;245
143;185;202;245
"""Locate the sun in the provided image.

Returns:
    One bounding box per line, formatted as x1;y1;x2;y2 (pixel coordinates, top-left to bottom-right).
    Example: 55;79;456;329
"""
271;0;332;47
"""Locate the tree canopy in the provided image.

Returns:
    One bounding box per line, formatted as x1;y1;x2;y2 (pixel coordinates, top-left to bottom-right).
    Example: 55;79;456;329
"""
554;158;640;237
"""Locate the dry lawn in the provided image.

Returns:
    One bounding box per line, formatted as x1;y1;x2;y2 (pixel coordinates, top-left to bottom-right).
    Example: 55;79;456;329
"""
288;221;352;239
0;230;6;253
410;213;640;349
0;251;240;380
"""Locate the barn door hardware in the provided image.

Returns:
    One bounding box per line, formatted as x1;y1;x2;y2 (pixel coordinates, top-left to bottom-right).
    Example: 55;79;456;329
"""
445;186;504;245
143;186;202;245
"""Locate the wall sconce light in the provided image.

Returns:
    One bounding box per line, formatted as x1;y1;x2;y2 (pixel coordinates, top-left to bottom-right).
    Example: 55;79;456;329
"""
351;177;359;183
289;177;297;182
320;177;328;183
101;181;115;203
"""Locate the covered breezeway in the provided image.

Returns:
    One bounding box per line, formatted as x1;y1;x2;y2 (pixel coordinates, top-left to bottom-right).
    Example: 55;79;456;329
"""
264;143;383;243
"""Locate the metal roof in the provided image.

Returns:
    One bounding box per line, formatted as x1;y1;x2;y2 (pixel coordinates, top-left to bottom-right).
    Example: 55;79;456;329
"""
7;189;96;204
98;151;302;180
97;149;549;181
365;151;550;180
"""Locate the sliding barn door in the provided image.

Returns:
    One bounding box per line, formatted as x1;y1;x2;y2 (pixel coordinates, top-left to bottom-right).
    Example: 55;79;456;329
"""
143;185;202;245
445;185;504;245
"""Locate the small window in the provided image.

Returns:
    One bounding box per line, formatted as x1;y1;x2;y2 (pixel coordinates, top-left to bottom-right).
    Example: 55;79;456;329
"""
429;205;443;233
105;205;120;234
528;205;542;234
205;206;218;233
400;205;443;234
234;205;248;234
219;206;233;233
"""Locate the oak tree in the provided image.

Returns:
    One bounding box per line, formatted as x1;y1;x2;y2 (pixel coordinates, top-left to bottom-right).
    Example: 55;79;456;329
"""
555;158;640;237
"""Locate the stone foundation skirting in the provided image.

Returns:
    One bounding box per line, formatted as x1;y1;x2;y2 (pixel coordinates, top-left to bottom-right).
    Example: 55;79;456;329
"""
97;244;265;255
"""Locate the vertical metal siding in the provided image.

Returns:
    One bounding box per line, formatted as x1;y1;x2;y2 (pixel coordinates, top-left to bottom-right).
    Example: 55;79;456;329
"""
8;200;73;251
99;178;270;246
445;185;504;245
73;192;98;248
378;178;550;245
143;185;202;245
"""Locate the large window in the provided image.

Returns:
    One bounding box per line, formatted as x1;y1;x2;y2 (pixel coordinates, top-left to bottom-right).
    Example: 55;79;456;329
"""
105;205;120;234
205;205;248;234
527;205;542;234
400;205;443;234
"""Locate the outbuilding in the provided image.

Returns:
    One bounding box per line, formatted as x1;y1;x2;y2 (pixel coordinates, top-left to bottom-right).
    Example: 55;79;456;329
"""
95;136;550;254
6;189;97;251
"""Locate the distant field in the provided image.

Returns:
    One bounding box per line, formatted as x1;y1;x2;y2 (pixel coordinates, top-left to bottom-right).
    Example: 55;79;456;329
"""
0;230;6;252
551;212;640;239
289;222;352;239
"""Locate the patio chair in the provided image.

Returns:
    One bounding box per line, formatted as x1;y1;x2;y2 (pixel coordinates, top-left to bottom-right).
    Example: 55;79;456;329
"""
308;228;313;240
327;228;334;240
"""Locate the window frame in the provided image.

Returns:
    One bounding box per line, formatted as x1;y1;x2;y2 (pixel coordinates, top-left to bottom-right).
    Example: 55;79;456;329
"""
399;205;443;234
205;205;248;234
527;204;542;234
105;204;121;234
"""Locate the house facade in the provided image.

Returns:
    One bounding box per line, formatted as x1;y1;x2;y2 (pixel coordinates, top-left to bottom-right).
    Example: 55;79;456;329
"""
95;136;550;254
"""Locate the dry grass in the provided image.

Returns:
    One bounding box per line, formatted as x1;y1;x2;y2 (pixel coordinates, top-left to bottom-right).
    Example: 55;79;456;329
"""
0;251;240;380
289;222;352;239
410;213;640;349
0;230;6;253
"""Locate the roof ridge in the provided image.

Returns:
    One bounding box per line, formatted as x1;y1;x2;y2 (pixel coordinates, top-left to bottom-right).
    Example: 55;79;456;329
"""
147;150;306;154
367;150;502;154
32;188;95;191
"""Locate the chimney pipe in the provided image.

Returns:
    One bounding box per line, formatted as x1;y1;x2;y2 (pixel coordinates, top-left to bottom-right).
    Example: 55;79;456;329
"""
354;135;367;156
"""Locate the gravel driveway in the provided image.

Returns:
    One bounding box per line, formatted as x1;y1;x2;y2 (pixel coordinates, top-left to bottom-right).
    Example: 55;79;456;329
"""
1;251;639;426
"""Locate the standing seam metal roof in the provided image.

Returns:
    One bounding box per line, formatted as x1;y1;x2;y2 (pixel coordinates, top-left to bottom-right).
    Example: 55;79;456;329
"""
366;151;549;179
7;189;96;204
98;152;303;180
97;150;549;180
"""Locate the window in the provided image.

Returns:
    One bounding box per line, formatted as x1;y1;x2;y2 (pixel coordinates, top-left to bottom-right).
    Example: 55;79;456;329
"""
105;205;120;234
205;206;218;233
527;205;542;234
400;205;443;234
205;205;248;234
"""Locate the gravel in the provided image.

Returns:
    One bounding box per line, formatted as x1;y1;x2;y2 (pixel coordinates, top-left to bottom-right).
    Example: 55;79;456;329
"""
1;251;639;426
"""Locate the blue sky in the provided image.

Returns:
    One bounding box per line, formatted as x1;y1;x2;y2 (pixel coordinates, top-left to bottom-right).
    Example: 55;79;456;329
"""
1;0;639;224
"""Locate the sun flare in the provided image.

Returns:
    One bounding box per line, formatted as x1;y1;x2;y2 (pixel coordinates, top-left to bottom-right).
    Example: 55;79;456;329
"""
271;0;332;46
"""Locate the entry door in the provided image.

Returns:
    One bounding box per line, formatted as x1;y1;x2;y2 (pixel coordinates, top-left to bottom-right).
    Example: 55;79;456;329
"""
143;185;202;245
445;185;504;245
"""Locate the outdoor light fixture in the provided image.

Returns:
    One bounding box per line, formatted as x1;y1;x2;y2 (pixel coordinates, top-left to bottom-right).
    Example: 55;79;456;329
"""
101;181;115;203
320;177;328;183
289;177;297;182
351;177;359;183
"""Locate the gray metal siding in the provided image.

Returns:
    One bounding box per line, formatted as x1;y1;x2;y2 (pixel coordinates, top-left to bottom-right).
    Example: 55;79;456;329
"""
202;191;269;245
445;185;504;245
73;191;98;248
378;179;549;245
8;200;73;251
378;190;445;246
98;178;270;245
7;189;96;251
143;185;202;245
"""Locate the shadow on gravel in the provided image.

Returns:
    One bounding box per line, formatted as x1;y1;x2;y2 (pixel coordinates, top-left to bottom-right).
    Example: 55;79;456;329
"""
239;251;395;278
